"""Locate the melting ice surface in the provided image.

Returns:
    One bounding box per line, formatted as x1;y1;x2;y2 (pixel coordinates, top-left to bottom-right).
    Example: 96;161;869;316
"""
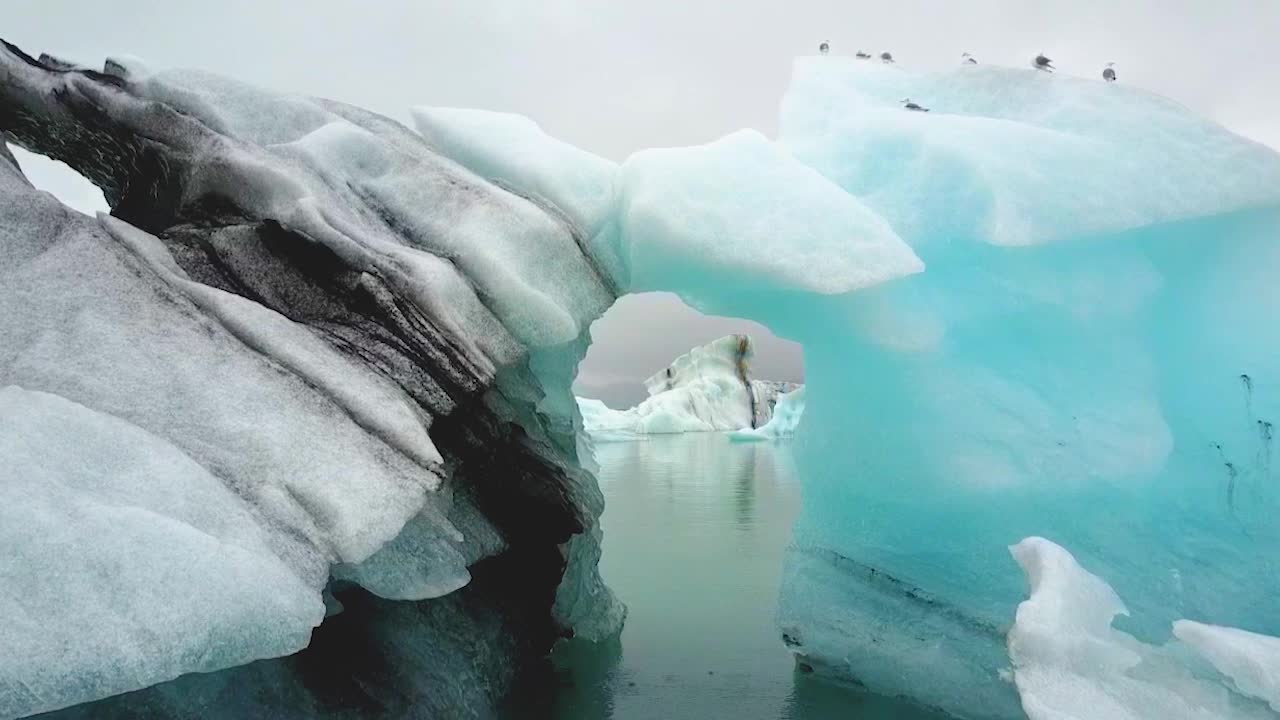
5;41;1280;719
1008;537;1280;719
771;60;1280;718
434;58;1280;718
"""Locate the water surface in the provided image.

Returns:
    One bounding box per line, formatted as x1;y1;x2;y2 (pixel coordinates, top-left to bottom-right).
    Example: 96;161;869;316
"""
530;434;951;719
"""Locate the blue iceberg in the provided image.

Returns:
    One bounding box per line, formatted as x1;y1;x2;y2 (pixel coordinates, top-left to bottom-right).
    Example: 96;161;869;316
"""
772;58;1280;718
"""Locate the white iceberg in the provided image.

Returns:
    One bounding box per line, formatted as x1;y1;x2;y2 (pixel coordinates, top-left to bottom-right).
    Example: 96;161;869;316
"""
577;334;799;439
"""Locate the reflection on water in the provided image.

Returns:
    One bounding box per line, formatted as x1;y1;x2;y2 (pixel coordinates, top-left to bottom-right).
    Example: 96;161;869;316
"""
516;434;949;720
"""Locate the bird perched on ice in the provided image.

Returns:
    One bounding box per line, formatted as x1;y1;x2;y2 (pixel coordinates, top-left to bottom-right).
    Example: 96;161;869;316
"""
900;98;930;112
961;52;978;64
880;51;895;63
1031;53;1055;72
856;50;872;59
1102;62;1117;82
819;42;830;55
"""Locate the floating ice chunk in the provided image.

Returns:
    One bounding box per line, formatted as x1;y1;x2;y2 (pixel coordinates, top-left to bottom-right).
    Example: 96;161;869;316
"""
578;335;795;438
618;129;923;299
581;381;746;436
781;58;1280;248
0;386;323;719
1175;620;1280;712
1007;537;1277;720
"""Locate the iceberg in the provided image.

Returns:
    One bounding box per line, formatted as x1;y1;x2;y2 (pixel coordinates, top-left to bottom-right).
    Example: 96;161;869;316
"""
4;37;1280;720
0;42;622;719
1007;537;1279;720
774;58;1280;718
577;334;800;439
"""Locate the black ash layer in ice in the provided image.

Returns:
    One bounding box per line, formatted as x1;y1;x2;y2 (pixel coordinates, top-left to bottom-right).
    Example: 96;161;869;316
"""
0;41;621;720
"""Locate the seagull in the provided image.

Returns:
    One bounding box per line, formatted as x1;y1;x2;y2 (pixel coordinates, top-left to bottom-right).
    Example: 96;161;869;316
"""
1032;53;1054;72
961;52;978;64
1103;62;1117;82
900;98;930;112
819;42;830;55
856;50;872;59
880;51;895;63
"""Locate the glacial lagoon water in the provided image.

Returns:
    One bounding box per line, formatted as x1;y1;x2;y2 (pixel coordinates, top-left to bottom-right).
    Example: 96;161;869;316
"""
511;433;952;719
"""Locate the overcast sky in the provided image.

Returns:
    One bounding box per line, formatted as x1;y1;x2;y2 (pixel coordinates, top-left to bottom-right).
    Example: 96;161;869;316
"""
7;1;1279;406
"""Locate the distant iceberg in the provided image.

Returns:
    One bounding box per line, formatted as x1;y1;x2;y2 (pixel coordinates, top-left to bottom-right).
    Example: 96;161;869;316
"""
576;334;800;440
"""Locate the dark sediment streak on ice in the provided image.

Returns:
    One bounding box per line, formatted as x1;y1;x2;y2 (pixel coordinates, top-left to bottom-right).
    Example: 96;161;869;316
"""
1;39;617;718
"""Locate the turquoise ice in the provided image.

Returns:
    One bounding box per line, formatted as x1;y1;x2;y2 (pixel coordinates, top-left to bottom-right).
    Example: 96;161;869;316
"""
448;57;1280;718
771;59;1280;718
6;43;1280;719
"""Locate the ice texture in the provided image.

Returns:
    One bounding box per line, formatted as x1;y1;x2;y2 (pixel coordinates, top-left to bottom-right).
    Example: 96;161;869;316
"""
411;107;617;238
7;38;1280;720
781;57;1280;248
618;129;922;303
410;106;629;292
730;386;805;442
1174;621;1280;712
775;57;1280;719
0;386;322;717
0;41;620;719
578;334;798;439
1008;537;1278;720
410;110;923;306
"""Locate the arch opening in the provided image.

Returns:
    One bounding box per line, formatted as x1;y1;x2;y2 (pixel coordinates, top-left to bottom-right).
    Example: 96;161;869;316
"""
6;144;108;216
512;291;941;719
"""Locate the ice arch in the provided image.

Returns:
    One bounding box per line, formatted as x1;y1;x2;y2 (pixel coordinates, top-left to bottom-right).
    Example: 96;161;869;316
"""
4;39;1280;720
6;145;107;215
417;63;1280;719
